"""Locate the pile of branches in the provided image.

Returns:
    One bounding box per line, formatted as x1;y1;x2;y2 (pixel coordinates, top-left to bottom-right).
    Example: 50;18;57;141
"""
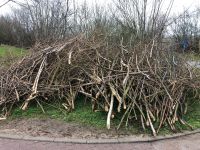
0;35;199;135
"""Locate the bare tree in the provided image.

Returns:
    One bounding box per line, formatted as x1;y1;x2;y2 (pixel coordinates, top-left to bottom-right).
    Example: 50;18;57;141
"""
171;8;200;52
0;0;12;8
112;0;174;44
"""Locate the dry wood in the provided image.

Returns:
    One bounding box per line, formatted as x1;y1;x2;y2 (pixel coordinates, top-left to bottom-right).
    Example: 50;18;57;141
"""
0;35;199;135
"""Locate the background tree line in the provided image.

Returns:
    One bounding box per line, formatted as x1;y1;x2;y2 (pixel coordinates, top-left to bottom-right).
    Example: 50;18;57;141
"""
0;0;199;51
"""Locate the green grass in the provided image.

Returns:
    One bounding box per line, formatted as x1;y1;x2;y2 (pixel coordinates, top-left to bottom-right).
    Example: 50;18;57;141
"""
181;53;200;61
10;99;140;135
158;100;200;135
0;44;28;67
10;97;200;135
184;101;200;129
11;99;109;129
0;44;27;57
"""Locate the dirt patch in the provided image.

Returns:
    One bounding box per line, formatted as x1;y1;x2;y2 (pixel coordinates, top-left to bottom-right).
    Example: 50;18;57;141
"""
0;118;145;139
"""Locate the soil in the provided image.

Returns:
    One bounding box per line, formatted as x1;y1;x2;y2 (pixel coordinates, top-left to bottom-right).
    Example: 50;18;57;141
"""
0;118;145;139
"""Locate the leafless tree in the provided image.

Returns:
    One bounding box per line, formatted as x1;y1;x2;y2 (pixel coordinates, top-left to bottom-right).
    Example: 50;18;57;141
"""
0;0;12;8
112;0;174;44
170;8;200;52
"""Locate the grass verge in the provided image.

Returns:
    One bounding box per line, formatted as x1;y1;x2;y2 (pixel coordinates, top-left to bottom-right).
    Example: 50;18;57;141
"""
0;44;26;57
181;52;200;61
0;44;27;68
9;96;200;135
11;99;109;129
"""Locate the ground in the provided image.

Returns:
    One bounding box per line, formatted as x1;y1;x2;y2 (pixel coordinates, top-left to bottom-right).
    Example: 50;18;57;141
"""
0;133;199;150
0;118;135;139
0;99;198;139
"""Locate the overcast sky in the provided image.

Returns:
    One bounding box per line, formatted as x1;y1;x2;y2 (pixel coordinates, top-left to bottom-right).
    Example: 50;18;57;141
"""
0;0;199;15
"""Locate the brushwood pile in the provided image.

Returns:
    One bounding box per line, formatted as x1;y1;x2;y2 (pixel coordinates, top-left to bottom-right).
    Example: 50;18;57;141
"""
0;35;199;136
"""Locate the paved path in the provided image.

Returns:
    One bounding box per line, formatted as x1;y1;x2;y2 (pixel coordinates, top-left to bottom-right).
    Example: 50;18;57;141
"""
0;133;199;150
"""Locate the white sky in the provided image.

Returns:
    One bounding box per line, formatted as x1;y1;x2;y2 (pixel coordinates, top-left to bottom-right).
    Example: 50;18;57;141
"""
0;0;200;15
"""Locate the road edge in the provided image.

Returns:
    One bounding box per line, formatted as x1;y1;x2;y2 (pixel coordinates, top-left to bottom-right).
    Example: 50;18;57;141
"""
0;129;199;144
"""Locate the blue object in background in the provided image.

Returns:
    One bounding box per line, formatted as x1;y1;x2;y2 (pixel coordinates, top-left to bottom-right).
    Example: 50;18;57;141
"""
181;38;189;50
